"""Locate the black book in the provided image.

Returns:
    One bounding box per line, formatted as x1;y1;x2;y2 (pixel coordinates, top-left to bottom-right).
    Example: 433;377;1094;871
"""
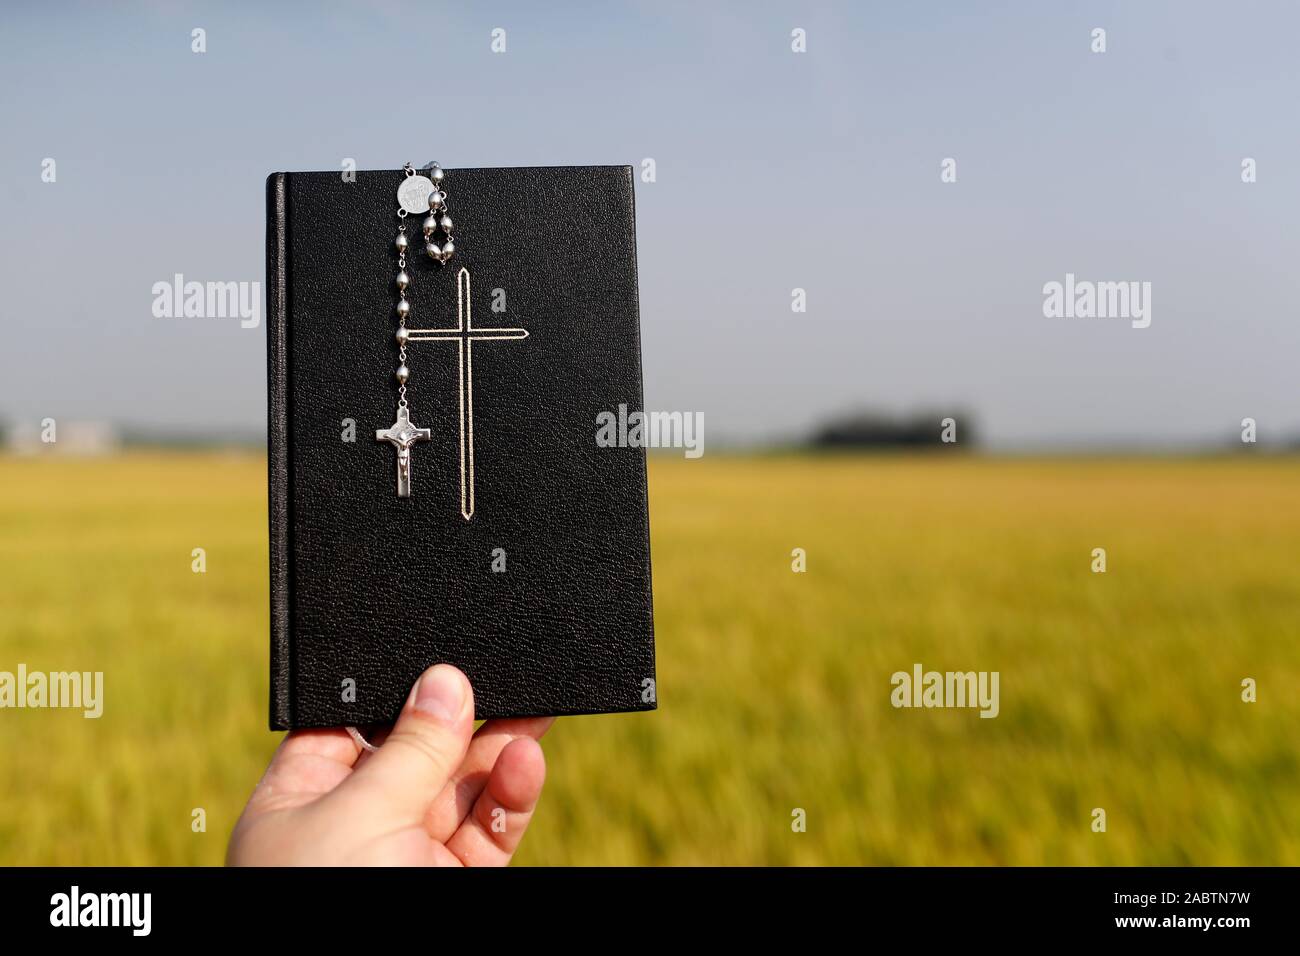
266;165;656;729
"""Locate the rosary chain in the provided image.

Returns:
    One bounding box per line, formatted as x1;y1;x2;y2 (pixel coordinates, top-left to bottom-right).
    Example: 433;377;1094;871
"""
394;164;416;407
391;161;454;409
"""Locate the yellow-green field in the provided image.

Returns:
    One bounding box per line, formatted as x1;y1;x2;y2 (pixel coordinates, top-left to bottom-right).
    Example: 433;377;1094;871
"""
1;452;1297;865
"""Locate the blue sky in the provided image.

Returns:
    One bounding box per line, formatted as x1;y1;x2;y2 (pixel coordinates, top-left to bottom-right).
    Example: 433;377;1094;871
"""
1;1;1297;446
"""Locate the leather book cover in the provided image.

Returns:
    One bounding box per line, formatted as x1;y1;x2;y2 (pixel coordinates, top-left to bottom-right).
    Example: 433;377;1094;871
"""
266;165;656;730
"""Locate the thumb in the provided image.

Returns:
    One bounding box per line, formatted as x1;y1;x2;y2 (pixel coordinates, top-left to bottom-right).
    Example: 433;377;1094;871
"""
343;664;475;821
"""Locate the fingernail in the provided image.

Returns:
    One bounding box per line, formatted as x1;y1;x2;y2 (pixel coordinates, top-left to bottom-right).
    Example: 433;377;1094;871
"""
413;665;465;724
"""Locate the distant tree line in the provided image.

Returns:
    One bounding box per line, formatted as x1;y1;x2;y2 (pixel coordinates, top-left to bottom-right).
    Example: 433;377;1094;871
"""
809;410;978;449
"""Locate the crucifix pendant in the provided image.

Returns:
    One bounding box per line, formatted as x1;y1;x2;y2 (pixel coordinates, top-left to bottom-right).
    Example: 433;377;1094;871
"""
375;404;431;498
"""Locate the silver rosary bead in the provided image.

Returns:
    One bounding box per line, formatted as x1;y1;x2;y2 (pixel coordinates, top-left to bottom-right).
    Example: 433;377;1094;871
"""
395;326;410;346
396;298;411;319
395;233;409;253
396;364;410;384
395;270;410;290
415;167;452;261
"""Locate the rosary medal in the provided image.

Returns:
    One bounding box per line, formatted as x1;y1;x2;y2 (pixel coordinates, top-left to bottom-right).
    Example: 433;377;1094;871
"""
396;172;435;215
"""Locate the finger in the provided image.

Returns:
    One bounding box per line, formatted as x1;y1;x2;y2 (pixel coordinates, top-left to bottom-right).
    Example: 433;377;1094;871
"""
425;716;555;842
277;727;365;766
338;664;474;822
245;728;363;814
444;737;546;866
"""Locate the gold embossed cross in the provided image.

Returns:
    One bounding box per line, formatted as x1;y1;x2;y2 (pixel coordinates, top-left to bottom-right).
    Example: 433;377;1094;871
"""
405;266;528;520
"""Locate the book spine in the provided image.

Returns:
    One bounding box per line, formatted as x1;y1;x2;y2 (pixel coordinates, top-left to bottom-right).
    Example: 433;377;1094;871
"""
266;172;292;730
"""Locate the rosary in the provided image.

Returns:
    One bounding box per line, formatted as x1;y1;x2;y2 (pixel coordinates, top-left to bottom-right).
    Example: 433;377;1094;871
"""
375;162;529;515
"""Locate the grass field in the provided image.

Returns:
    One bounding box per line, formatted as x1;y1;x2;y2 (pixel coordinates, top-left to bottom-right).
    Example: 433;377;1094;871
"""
1;451;1298;865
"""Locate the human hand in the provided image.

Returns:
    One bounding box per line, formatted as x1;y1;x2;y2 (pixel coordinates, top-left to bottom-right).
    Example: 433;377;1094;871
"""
228;664;550;866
